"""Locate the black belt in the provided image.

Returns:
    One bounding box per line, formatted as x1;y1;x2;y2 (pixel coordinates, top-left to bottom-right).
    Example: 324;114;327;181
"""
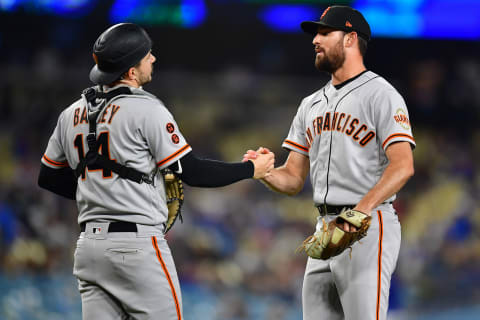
316;204;355;216
316;202;394;216
80;221;138;232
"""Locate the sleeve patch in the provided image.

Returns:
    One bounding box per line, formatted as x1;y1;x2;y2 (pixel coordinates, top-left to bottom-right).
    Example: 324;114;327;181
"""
171;134;180;144
393;108;411;130
166;123;175;133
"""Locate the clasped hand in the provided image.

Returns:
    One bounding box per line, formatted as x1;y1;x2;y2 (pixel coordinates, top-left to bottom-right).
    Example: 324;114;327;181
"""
242;147;274;179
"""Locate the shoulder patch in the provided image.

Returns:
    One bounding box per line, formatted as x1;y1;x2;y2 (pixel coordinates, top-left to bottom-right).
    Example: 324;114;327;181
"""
166;123;175;133
171;134;180;144
393;108;410;130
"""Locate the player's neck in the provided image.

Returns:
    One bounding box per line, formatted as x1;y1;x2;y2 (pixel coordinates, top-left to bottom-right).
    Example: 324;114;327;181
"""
331;57;366;86
109;79;141;88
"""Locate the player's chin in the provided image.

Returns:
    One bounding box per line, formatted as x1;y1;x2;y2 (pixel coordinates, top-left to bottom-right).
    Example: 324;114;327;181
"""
315;59;334;73
141;75;153;86
314;60;326;72
314;56;325;69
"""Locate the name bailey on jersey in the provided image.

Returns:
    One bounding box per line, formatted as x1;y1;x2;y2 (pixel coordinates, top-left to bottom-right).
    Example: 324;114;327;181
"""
73;104;121;126
305;111;376;149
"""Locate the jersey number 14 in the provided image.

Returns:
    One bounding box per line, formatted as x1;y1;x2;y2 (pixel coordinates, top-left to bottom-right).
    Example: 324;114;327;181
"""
74;132;115;180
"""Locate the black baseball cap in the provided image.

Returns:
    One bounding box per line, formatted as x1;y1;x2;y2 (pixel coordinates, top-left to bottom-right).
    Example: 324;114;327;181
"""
301;6;371;41
89;23;152;85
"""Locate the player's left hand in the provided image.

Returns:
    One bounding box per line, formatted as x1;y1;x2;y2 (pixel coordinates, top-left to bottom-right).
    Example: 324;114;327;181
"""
342;221;357;232
298;209;372;260
345;206;374;231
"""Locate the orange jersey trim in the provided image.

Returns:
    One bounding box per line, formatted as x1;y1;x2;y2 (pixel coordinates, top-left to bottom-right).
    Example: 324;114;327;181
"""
42;155;68;168
156;144;190;167
151;236;182;320
284;140;309;152
382;133;414;149
376;210;384;320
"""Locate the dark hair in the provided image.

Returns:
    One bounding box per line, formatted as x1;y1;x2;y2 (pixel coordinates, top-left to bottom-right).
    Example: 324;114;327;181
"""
358;36;368;57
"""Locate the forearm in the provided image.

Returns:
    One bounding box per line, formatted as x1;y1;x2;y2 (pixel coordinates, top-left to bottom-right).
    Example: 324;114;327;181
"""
355;161;414;213
261;165;305;196
245;150;309;195
174;152;254;187
38;164;77;200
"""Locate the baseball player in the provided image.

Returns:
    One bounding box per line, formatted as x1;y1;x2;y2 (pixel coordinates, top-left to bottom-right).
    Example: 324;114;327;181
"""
244;6;415;320
37;23;274;320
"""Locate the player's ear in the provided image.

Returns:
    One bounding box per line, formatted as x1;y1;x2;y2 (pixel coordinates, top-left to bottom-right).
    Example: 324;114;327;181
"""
120;67;136;81
344;32;357;48
127;67;136;80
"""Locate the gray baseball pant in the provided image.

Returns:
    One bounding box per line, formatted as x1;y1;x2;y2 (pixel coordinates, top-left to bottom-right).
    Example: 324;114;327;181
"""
302;204;401;320
73;222;183;320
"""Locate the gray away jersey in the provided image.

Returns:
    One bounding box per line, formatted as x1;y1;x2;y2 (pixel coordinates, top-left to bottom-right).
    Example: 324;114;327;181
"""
41;85;192;225
282;71;415;206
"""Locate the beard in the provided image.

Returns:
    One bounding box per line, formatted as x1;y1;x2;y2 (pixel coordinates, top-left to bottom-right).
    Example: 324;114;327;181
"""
315;39;345;74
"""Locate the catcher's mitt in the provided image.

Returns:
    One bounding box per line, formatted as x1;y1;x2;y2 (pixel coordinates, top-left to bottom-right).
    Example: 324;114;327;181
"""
162;169;184;233
298;209;371;260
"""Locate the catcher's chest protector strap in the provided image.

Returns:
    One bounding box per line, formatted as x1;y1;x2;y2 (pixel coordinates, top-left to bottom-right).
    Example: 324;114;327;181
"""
74;87;153;184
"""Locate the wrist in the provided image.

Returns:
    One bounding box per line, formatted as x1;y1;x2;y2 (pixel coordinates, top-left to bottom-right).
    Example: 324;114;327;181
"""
246;159;255;178
353;205;372;216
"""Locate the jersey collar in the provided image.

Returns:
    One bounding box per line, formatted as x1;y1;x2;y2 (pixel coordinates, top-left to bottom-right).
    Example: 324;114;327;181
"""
333;70;369;90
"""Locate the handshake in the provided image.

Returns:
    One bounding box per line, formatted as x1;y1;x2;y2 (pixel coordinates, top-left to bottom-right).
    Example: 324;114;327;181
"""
242;147;275;179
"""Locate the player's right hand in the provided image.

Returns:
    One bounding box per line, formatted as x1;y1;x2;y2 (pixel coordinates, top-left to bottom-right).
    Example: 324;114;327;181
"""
248;148;274;179
242;147;271;162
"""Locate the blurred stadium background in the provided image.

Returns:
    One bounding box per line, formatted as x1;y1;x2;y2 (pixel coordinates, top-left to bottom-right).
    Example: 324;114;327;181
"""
0;0;479;319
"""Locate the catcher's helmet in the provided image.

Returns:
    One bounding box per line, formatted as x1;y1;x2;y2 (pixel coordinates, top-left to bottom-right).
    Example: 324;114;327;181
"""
89;23;152;85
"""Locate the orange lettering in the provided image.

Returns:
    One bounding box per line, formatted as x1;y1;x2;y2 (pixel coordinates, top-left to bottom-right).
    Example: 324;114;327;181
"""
346;118;359;136
316;116;323;135
332;112;339;130
342;114;351;132
73;108;80;126
337;113;345;131
323;112;331;131
352;124;367;141
360;131;376;146
108;105;121;124
99;105;110;123
80;107;88;124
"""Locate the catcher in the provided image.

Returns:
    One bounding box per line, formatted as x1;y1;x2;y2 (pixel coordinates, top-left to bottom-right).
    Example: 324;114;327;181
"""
38;23;274;320
243;6;415;320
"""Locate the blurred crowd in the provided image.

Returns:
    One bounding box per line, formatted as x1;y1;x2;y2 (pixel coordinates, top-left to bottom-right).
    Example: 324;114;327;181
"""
0;44;479;319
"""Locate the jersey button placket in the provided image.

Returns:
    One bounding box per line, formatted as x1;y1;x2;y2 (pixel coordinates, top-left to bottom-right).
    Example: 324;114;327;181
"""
319;103;330;170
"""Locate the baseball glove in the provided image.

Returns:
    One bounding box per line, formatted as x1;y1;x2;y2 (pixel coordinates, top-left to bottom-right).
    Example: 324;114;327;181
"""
298;209;372;260
162;169;184;233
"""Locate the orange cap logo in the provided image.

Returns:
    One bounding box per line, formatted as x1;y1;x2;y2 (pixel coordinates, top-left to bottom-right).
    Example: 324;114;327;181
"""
320;7;331;20
346;21;352;27
92;53;98;65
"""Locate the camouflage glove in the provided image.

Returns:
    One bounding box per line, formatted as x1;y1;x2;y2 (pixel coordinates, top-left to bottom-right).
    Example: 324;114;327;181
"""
162;169;184;233
299;209;372;260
